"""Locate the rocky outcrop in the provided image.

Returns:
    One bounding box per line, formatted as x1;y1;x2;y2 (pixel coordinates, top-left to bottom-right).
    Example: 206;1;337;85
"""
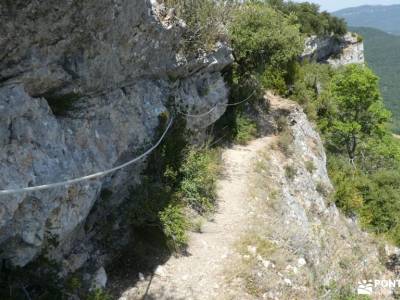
0;0;232;268
302;33;364;66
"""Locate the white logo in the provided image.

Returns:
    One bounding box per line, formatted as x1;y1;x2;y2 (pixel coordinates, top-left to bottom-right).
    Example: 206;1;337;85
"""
357;280;373;295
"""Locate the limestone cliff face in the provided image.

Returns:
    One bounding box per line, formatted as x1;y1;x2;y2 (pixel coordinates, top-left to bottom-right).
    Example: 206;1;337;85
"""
302;33;364;66
0;0;232;267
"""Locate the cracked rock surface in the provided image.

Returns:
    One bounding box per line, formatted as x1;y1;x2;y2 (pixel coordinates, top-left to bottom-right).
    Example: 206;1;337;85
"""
0;0;232;267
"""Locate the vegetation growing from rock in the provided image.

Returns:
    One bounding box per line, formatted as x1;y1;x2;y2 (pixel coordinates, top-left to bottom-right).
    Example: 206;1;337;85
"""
164;0;236;53
129;116;221;251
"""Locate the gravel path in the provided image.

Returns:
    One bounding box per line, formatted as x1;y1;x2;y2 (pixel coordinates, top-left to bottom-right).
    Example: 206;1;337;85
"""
119;137;273;300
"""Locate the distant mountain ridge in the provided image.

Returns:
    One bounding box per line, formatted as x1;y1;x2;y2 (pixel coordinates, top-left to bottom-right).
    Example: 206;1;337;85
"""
334;5;400;35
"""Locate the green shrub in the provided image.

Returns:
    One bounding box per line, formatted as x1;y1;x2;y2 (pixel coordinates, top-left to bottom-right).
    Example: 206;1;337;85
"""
179;148;221;213
131;146;221;251
234;115;257;145
260;66;288;95
214;1;309;145
328;156;363;215
290;61;335;122
334;179;363;216
226;0;305;95
128;117;220;251
358;134;400;172
358;170;400;237
328;149;400;245
164;0;235;53
66;275;82;294
128;117;187;228
285;165;297;180
87;289;112;300
229;2;303;74
159;204;189;250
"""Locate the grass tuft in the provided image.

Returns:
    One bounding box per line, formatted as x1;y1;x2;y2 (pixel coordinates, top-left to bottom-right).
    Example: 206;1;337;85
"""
285;165;297;181
234;115;258;145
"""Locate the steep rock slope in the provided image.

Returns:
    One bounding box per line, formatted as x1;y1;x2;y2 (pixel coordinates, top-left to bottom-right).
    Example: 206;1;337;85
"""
0;0;232;268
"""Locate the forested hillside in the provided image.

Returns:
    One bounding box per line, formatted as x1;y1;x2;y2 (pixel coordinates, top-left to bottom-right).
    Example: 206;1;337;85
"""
334;5;400;35
350;26;400;133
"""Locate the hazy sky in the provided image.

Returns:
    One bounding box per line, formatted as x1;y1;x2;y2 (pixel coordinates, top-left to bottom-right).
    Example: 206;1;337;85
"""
293;0;400;12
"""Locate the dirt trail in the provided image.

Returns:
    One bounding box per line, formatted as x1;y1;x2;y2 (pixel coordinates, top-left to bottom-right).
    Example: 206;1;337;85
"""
119;137;274;300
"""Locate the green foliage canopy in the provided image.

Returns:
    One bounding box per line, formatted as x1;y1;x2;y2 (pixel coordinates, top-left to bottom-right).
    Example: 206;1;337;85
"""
325;64;390;160
229;2;303;73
